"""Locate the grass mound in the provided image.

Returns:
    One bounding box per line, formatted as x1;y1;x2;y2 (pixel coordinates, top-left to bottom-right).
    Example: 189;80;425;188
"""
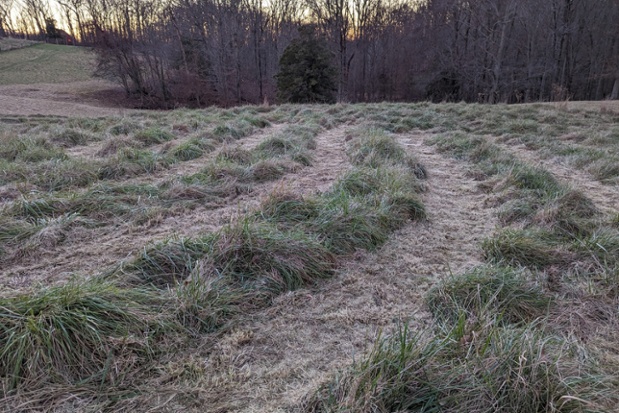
482;229;568;269
258;190;321;226
122;236;214;287
348;128;427;178
0;136;66;162
207;220;336;294
0;280;163;391
133;127;175;146
52;128;98;147
427;266;550;326
303;323;614;412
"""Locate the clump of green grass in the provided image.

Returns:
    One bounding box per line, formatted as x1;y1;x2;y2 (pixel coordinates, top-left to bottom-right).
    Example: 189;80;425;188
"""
133;127;175;146
192;160;250;184
160;182;227;206
497;196;539;224
172;276;241;334
0;279;163;391
0;136;66;162
11;196;64;221
588;157;619;183
121;236;214;287
216;146;253;165
0;217;39;250
575;229;619;269
98;149;171;179
430;133;489;160
168;137;216;161
109;120;140;136
96;136;142;157
332;168;382;196
482;229;568;269
212;120;255;141
349;129;427;179
29;213;93;249
349;129;405;165
291;151;314;166
258;190;320;227
303;322;615;412
506;165;563;198
51;128;98;147
427;266;550;327
384;191;427;222
249;159;290;182
207;220;335;294
537;190;600;237
256;135;298;156
311;195;391;254
29;158;100;191
239;115;270;128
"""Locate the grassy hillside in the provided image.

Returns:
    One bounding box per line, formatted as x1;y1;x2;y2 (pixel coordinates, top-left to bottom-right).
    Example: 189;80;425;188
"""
0;37;39;52
0;43;95;85
0;102;618;412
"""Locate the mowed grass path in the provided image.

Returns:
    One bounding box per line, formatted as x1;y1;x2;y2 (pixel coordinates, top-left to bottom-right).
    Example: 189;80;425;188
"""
0;44;95;85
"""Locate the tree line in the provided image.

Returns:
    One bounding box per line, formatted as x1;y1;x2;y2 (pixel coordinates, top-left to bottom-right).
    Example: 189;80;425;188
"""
2;0;619;107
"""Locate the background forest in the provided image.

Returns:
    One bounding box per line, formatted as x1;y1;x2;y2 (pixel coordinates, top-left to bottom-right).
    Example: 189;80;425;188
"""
1;0;619;107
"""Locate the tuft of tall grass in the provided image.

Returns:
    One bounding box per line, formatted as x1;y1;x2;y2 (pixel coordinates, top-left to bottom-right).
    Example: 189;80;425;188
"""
216;146;253;165
427;266;550;327
506;165;563;199
349;128;428;179
190;161;250;184
51;128;98;147
133;127;175;146
0;279;165;391
350;129;408;166
98;149;171;179
121;236;215;287
482;229;568;269
96;136;141;157
108;120;140;136
256;135;297;156
258;190;320;227
588;157;619;183
29;158;100;191
539;190;600;237
0;217;39;247
168;137;215;161
575;228;619;269
303;322;615;413
207;219;336;294
171;276;241;334
249;159;289;182
212;120;255;141
311;195;391;254
0;136;67;163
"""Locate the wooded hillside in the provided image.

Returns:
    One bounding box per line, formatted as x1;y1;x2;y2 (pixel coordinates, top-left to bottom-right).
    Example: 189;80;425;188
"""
3;0;618;107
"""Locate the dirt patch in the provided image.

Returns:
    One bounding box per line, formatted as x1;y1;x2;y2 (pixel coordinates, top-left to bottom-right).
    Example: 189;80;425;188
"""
0;81;139;117
192;133;498;412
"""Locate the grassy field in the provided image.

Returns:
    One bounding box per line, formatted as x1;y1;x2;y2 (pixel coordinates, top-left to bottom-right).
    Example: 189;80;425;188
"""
0;37;40;52
1;40;617;412
0;43;95;85
0;101;618;412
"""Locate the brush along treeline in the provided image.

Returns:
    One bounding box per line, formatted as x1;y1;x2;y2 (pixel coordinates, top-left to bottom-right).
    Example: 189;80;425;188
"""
0;127;427;409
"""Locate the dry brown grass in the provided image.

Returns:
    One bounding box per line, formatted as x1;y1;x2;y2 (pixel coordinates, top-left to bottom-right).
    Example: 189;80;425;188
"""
2;102;619;412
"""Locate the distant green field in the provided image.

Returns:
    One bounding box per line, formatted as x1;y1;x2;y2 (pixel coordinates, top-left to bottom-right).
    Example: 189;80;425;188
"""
0;43;95;85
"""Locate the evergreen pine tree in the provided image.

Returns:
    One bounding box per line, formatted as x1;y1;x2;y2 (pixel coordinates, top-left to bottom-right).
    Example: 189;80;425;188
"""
276;27;337;104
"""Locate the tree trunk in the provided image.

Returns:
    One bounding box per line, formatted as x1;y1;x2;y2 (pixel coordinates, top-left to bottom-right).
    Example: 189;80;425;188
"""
611;77;619;100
